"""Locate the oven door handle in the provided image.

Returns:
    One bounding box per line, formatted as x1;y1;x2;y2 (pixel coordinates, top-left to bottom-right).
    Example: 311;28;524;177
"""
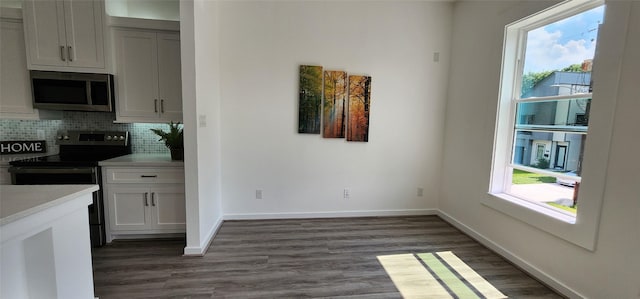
8;167;96;174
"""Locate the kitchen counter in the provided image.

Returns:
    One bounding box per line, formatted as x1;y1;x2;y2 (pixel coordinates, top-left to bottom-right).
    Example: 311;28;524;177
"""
0;184;97;298
0;184;98;225
99;153;184;167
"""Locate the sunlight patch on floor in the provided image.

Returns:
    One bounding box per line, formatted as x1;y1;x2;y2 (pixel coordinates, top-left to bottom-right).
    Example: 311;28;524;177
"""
377;251;507;299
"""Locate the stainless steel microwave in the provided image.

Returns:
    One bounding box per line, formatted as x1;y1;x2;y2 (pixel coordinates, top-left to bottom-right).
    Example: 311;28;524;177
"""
30;71;115;112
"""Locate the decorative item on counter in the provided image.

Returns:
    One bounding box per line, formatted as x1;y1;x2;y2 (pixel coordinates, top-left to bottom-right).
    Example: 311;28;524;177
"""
0;140;46;155
150;122;184;160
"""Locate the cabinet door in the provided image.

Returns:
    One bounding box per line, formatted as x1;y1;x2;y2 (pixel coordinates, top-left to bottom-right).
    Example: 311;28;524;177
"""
0;19;37;118
106;186;151;231
150;185;185;230
62;0;105;69
22;0;67;67
114;29;160;121
157;32;183;122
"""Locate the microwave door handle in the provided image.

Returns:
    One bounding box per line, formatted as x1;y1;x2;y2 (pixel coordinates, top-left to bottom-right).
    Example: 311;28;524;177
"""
60;46;66;61
86;81;92;105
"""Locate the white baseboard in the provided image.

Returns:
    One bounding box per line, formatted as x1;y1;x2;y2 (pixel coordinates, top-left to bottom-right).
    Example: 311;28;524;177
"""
437;210;584;299
223;209;438;220
183;217;223;256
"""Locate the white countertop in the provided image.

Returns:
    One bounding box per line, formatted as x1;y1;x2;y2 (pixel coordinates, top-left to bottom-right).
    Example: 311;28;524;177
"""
0;184;98;226
99;153;184;167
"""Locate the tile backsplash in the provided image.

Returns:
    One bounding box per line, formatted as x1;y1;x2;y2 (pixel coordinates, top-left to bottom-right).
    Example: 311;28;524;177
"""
0;111;172;154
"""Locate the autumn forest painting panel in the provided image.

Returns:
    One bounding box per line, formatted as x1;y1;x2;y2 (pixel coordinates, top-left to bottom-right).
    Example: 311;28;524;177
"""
348;75;371;142
323;71;347;138
298;65;323;134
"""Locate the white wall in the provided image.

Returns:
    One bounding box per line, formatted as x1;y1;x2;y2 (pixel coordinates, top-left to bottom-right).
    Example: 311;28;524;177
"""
217;1;453;218
180;0;224;255
441;1;640;298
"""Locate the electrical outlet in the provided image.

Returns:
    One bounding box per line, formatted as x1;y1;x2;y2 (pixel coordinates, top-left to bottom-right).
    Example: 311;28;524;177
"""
343;188;350;199
417;187;424;197
255;189;263;200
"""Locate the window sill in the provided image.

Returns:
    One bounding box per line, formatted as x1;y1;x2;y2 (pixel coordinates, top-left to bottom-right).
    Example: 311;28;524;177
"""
482;192;595;251
487;192;576;224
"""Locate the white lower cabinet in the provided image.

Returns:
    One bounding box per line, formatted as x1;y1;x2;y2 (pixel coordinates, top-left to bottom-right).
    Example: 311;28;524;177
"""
102;166;185;242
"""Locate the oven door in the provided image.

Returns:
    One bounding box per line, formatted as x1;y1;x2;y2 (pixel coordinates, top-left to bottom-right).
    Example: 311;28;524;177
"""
9;167;98;184
8;166;106;247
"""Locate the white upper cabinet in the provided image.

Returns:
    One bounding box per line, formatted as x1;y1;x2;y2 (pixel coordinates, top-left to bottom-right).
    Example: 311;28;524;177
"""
22;0;107;73
1;18;36;118
156;33;182;122
0;13;60;120
113;28;182;123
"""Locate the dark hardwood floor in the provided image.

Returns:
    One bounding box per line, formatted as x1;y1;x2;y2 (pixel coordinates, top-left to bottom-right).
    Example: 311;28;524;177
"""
92;216;564;298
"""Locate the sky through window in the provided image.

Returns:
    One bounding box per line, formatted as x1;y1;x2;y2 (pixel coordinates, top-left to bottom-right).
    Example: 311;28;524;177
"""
523;6;604;73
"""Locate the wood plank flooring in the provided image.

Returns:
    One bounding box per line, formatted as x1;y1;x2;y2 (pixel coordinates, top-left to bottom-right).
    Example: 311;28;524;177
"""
92;216;564;298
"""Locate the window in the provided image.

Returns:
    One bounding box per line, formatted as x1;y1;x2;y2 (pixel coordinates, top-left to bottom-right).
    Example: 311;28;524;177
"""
487;0;614;250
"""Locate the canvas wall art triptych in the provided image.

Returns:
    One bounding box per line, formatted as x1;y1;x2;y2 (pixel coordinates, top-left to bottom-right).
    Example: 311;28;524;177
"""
298;65;372;142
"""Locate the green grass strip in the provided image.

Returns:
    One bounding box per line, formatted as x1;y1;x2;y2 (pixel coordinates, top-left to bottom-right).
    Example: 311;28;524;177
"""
512;169;556;184
547;202;577;214
417;253;480;299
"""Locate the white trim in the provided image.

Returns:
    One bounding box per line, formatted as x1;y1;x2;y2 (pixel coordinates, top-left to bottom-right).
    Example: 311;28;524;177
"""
507;0;603;30
488;0;612;251
487;192;576;224
223;209;438;220
437;210;584;299
107;16;180;31
183;217;223;256
518;93;592;103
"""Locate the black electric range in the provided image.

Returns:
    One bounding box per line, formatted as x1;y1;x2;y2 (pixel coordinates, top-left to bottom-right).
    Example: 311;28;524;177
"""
9;130;132;247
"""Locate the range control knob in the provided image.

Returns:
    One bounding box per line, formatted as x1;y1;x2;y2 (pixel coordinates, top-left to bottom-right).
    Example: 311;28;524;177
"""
106;136;112;141
63;135;70;140
57;135;63;140
119;136;125;141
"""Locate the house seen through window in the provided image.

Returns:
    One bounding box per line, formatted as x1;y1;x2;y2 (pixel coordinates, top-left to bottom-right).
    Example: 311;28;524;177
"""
495;4;605;218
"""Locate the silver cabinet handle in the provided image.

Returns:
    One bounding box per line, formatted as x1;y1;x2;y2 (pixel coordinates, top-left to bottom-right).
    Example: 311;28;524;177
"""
154;99;158;113
160;99;164;113
140;175;157;178
60;46;66;61
151;193;156;206
67;46;73;61
144;192;149;206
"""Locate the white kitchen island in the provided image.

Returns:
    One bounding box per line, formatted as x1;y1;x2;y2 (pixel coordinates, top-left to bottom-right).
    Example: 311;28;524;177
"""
0;184;98;299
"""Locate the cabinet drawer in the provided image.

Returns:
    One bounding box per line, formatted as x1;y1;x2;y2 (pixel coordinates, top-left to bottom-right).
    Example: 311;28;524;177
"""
105;168;184;184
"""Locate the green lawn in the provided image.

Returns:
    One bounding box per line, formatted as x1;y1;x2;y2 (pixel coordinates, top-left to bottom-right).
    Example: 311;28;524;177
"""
547;202;577;214
512;169;556;184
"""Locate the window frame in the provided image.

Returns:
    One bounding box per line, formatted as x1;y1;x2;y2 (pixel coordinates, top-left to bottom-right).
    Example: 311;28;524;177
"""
486;0;614;251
